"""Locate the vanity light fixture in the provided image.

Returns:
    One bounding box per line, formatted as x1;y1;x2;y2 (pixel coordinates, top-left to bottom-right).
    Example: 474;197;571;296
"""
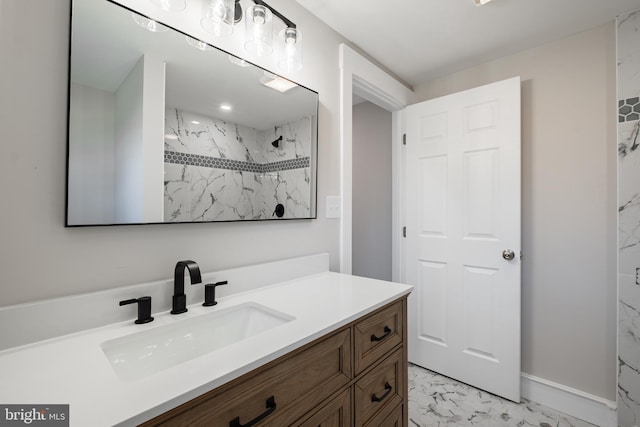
132;14;168;32
186;36;213;51
278;27;302;73
150;0;186;12
201;0;235;37
228;54;251;67
201;0;303;73
143;0;304;72
245;4;273;57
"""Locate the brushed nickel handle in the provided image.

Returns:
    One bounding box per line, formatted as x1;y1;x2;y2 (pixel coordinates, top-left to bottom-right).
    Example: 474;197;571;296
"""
502;249;515;261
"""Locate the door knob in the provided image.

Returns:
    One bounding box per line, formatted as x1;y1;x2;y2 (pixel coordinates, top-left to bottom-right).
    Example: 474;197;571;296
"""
502;249;515;261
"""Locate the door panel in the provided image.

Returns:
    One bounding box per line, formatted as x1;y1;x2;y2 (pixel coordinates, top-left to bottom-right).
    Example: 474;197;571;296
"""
418;261;448;345
420;156;447;235
405;77;521;402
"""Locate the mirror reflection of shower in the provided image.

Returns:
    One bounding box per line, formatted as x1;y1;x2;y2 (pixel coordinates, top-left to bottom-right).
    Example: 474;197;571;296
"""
163;109;313;222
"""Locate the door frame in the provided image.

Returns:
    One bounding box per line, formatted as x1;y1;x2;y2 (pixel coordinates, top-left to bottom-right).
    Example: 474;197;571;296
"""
338;44;414;277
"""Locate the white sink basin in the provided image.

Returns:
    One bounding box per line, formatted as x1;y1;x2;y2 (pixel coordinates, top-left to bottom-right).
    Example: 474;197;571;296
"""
101;302;295;382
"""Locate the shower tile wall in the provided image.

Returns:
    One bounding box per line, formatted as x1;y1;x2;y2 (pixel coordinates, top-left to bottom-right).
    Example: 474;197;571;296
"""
617;9;640;427
163;108;311;221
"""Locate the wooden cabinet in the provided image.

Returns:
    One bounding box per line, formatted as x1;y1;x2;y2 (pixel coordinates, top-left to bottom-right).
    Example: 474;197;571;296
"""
140;297;407;427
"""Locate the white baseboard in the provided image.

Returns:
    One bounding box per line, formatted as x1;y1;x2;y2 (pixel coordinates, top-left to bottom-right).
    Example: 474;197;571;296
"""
521;372;617;427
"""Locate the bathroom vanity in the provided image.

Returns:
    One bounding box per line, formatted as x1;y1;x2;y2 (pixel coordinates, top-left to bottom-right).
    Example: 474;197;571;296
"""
0;255;412;427
141;299;407;427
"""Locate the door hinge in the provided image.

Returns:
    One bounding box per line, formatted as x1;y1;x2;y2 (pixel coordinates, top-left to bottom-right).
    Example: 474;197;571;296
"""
402;133;406;146
402;226;406;238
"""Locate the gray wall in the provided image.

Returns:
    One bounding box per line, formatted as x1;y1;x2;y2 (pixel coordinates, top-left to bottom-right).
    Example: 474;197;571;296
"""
352;101;392;281
0;0;348;306
414;23;618;400
0;0;618;404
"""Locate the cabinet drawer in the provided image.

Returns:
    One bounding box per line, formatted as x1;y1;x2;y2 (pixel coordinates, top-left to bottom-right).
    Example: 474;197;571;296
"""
354;301;403;374
354;348;404;426
295;388;351;427
364;403;403;427
147;328;352;427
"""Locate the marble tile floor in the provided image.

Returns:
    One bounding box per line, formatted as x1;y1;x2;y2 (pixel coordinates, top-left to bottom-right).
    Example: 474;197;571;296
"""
408;364;596;427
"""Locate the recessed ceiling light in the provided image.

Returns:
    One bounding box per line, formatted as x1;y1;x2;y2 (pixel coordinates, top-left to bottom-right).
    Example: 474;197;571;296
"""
259;75;298;93
473;0;493;5
220;104;232;111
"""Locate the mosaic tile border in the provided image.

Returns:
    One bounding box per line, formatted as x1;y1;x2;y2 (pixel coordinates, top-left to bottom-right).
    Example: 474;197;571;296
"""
619;97;640;122
164;150;310;173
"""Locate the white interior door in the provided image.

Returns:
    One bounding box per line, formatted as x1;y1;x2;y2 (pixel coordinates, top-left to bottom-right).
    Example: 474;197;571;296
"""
405;77;522;401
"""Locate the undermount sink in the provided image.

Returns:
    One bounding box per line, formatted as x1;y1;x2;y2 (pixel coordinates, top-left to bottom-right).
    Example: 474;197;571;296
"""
101;302;295;382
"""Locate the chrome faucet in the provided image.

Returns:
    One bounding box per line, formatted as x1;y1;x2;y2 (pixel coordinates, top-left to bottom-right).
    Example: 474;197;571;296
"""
171;260;202;314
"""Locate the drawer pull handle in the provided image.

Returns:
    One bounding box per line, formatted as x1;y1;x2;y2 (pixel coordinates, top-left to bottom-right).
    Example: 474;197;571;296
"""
229;396;277;427
370;326;392;342
371;382;393;403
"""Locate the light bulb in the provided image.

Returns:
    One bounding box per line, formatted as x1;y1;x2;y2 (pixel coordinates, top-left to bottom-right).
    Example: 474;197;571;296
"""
201;0;234;36
277;27;302;72
244;5;273;57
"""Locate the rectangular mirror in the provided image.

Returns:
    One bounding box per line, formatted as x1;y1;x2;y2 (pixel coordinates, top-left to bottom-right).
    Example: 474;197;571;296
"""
67;0;318;226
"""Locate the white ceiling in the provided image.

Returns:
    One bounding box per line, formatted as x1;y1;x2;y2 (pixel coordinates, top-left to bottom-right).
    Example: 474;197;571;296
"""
296;0;640;87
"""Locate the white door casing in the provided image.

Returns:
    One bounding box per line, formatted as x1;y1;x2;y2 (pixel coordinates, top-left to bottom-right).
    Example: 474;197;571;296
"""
405;77;522;401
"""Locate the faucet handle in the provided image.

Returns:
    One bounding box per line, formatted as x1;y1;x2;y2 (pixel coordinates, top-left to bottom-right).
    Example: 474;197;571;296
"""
203;281;228;307
120;296;154;324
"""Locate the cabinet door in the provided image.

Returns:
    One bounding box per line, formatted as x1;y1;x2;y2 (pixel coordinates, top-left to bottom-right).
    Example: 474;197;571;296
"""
296;389;351;427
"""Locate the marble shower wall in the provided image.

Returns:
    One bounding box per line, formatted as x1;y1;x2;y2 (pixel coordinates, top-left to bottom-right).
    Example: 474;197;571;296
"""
163;108;311;222
617;9;640;427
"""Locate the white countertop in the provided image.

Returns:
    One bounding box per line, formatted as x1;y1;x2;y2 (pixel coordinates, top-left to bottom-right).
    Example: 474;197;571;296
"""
0;272;412;426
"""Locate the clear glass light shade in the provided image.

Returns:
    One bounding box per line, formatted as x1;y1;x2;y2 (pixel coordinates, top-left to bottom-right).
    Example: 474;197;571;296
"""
186;36;213;51
131;13;169;32
277;27;302;72
150;0;186;12
228;55;251;67
201;0;234;36
245;5;273;57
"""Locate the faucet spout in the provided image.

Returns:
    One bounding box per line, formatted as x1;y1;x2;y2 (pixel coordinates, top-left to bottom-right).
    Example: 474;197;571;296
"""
171;260;202;314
